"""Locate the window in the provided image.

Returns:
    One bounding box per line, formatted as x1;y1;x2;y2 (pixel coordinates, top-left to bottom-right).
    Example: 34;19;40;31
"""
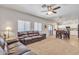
18;20;31;32
18;20;25;32
34;22;42;32
24;21;31;31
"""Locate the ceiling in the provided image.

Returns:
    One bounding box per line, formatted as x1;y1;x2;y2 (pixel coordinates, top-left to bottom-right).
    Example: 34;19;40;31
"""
0;4;79;23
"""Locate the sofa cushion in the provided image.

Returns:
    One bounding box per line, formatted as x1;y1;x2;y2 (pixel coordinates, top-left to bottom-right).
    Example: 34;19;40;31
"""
24;37;32;40
8;43;30;55
18;32;27;36
18;36;24;39
18;35;28;39
33;34;38;36
32;36;42;39
28;34;34;37
27;31;34;34
8;42;22;49
22;35;28;38
34;31;39;35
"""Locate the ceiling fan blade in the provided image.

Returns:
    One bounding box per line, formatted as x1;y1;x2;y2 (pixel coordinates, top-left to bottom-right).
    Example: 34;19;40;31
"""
53;6;61;10
52;11;57;13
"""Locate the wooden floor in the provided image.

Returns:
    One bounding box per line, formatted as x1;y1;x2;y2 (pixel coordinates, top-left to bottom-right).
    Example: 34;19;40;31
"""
27;36;79;55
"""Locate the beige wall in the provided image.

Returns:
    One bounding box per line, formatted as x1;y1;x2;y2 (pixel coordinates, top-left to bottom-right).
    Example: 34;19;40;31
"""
0;7;55;37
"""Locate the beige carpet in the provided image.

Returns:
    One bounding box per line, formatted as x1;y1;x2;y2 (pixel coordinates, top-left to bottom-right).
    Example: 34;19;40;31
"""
27;36;79;55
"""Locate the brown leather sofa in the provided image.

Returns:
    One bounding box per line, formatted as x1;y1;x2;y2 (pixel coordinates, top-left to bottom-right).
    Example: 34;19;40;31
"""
0;37;36;55
8;40;36;55
18;31;46;45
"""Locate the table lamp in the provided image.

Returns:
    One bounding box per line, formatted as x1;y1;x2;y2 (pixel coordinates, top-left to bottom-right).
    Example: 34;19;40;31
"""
5;27;12;38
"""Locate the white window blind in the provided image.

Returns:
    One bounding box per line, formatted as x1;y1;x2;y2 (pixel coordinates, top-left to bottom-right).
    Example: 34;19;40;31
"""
18;20;25;32
24;21;31;31
34;22;42;32
18;20;31;32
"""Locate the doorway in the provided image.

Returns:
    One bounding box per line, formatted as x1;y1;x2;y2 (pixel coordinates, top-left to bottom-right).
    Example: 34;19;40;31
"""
48;25;53;36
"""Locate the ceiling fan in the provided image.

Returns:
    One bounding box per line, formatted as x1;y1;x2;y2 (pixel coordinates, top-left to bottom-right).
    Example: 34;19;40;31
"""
41;4;61;15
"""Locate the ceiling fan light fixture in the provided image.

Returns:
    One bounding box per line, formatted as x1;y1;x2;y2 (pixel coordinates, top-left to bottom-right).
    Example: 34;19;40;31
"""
47;11;53;15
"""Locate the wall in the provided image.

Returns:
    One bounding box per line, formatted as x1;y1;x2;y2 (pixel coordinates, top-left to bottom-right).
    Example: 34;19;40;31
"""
0;7;54;37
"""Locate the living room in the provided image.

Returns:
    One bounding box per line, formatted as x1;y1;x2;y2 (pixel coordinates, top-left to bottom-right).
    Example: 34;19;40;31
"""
0;4;79;55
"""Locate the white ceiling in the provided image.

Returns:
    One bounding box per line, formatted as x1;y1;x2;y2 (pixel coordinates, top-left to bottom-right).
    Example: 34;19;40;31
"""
0;4;79;23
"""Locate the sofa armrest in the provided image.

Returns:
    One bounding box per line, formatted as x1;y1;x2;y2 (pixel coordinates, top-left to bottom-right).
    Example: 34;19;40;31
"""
7;39;18;45
40;34;46;39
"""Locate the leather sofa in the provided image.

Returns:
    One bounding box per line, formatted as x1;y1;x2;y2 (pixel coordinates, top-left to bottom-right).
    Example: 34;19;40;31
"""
0;37;36;55
18;31;46;45
8;40;36;55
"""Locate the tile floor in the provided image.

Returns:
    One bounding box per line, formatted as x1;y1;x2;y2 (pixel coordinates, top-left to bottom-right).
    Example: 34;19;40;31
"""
27;35;79;55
